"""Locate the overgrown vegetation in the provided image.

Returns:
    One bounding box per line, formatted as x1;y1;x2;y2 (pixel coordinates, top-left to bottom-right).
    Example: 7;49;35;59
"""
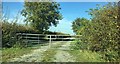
2;47;33;62
72;3;120;62
2;20;66;48
2;21;35;48
68;50;105;62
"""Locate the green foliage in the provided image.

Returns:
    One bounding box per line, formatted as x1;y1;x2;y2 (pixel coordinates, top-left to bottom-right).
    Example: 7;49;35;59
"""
102;50;119;61
2;21;17;48
72;3;120;61
2;20;66;48
72;18;90;34
21;2;62;32
2;47;33;62
2;2;64;48
2;20;36;48
70;40;89;50
68;50;105;62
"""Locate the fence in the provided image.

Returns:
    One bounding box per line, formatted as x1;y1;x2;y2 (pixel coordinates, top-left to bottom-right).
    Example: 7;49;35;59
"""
16;33;81;47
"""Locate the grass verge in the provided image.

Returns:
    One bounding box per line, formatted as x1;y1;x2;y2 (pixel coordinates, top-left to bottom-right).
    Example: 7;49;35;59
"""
68;50;105;62
2;47;34;62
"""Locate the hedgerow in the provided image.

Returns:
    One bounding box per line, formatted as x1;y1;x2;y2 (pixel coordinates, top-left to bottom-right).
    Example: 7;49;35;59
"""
72;3;120;61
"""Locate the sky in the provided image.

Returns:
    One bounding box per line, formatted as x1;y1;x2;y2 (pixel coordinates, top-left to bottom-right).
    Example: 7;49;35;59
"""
3;2;108;35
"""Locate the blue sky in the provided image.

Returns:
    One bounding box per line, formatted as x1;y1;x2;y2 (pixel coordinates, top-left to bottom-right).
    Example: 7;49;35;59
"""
3;2;108;35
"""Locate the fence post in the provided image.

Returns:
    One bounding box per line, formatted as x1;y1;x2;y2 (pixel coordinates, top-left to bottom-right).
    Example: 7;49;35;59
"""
26;34;27;46
38;35;39;44
49;35;51;48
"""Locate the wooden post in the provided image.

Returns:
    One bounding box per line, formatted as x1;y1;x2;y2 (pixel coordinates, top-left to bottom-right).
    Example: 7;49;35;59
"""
49;35;51;48
38;35;39;44
26;34;27;47
61;36;63;41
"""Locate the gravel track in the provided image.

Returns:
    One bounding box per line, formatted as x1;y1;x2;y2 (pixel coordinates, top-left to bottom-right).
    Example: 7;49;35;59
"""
9;41;76;62
10;42;61;62
54;41;75;62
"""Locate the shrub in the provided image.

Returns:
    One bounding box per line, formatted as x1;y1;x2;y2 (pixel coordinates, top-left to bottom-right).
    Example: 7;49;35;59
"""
72;3;120;61
2;21;35;48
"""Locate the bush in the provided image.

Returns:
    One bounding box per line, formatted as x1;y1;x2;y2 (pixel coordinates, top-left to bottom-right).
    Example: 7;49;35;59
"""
2;20;67;48
72;3;120;61
2;21;35;48
2;21;17;48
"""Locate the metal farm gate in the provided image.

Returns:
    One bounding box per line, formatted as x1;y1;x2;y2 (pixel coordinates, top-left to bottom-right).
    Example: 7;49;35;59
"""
16;33;81;49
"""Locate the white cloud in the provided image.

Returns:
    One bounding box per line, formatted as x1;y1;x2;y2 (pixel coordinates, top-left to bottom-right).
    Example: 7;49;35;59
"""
49;18;75;35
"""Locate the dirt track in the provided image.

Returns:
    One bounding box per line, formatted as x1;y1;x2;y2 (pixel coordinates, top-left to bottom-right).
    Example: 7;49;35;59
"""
10;41;75;62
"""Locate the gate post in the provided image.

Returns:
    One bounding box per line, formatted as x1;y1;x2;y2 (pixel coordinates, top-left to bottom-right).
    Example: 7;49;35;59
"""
49;35;51;48
38;35;39;44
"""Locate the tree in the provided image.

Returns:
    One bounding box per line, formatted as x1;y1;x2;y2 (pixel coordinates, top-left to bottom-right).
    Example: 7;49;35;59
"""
21;2;62;33
72;18;89;34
